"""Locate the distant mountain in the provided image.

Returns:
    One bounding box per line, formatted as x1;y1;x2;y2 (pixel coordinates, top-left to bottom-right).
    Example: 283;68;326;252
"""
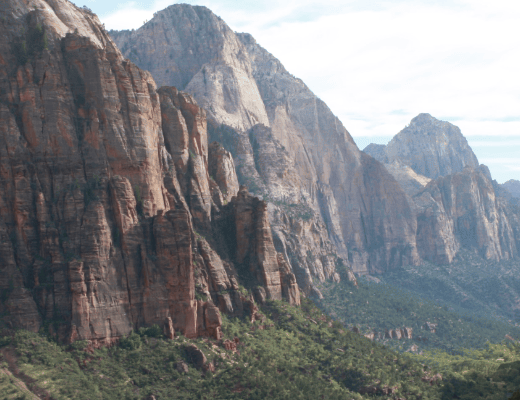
503;179;520;198
364;113;479;179
364;116;520;264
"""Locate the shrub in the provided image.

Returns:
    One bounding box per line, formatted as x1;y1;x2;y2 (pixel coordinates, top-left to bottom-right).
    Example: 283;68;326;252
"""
119;331;142;350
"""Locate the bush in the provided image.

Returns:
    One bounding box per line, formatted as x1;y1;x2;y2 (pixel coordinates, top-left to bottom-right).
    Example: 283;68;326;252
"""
138;324;163;338
119;331;142;350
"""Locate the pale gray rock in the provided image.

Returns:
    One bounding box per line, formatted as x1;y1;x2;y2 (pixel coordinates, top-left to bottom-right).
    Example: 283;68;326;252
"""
363;144;388;164
382;160;432;197
110;5;269;133
111;5;421;279
416;165;518;262
364;113;479;180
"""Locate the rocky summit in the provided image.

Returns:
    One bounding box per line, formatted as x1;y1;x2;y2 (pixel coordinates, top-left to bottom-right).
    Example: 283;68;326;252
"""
503;179;520;199
0;0;300;345
364;113;479;180
1;0;519;350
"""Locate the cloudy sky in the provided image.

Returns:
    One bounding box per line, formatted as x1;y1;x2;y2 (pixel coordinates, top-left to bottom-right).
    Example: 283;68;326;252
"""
86;0;519;183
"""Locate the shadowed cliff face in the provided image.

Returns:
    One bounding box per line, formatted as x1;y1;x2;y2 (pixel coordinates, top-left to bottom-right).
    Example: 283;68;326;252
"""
0;0;299;344
111;5;421;279
415;166;519;264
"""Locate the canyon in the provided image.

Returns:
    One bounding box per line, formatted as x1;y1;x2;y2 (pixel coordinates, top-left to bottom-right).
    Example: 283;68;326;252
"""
0;0;519;348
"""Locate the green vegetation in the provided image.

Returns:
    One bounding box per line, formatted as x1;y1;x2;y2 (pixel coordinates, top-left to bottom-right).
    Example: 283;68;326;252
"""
316;276;520;354
0;300;456;400
2;299;520;399
408;343;520;399
383;248;520;322
264;195;314;221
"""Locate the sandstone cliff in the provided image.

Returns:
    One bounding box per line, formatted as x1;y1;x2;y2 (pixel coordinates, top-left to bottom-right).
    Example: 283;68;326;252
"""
414;166;519;263
0;0;299;344
110;5;421;279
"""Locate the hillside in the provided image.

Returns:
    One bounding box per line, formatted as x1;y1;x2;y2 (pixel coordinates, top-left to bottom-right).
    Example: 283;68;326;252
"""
2;299;520;399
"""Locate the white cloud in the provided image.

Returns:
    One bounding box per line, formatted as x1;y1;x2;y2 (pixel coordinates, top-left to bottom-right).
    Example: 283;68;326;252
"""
98;0;520;181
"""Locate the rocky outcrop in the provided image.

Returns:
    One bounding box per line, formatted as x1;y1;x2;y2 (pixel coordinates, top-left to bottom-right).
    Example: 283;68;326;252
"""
364;113;479;180
110;5;269;133
0;0;298;344
381;161;432;198
208;142;239;205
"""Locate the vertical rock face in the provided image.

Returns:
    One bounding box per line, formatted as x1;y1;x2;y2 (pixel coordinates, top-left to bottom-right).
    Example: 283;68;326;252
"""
208;142;239;204
111;5;421;279
364;113;479;180
110;5;269;132
415;166;519;262
0;0;297;343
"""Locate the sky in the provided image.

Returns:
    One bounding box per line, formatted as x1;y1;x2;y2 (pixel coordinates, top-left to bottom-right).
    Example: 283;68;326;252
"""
84;0;519;183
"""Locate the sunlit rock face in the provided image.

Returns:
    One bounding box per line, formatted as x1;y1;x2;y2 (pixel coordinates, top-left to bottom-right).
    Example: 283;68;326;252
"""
415;166;519;263
111;5;421;279
365;113;479;180
0;0;299;343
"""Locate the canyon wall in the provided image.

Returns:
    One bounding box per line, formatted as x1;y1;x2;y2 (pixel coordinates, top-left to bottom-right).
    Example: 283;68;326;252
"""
111;5;421;280
0;0;298;344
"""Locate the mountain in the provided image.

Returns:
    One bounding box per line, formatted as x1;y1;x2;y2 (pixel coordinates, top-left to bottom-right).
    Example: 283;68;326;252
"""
503;179;520;198
0;0;301;344
364;113;479;180
364;115;520;264
110;5;421;278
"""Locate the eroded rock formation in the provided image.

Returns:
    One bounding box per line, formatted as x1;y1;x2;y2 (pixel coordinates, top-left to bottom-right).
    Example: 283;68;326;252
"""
415;166;519;263
0;0;298;344
111;5;421;280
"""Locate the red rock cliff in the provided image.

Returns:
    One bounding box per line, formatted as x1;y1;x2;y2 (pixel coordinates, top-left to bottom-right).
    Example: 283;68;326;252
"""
0;0;298;344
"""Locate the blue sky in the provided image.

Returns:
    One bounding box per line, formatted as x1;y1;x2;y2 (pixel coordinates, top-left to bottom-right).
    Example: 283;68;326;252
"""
83;0;519;183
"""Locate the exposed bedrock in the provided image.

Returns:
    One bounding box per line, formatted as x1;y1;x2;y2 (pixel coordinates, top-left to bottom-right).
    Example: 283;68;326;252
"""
0;0;298;344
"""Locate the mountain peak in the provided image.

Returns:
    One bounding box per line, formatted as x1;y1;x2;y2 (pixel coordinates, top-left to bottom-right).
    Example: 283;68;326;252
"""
364;114;479;179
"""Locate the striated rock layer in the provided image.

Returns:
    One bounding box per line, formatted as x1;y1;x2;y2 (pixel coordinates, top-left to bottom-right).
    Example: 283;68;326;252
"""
0;0;298;344
111;5;421;279
415;166;519;264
